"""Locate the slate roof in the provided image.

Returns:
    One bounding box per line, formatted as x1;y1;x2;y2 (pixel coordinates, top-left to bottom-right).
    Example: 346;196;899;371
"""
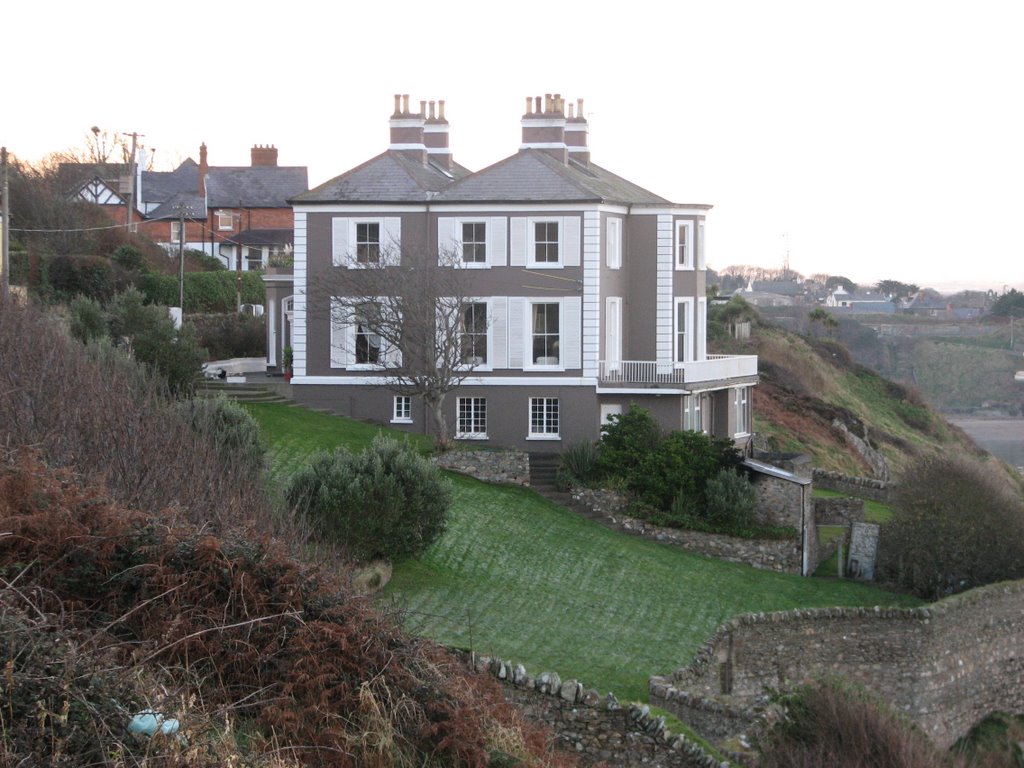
141;160;200;205
294;151;471;204
295;148;678;207
206;166;308;208
433;149;672;205
147;192;206;221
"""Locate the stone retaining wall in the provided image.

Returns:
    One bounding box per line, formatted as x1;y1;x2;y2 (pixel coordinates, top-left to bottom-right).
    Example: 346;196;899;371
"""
650;581;1024;749
470;655;724;768
433;449;530;486
571;488;802;574
814;496;865;525
812;468;894;503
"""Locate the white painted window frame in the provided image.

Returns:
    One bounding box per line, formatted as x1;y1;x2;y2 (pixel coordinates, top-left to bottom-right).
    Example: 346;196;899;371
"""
675;220;694;271
606;217;622;269
528;217;562;268
392;395;413;424
170;220;182;244
524;298;563;371
697;220;706;270
456;396;488;440
674;297;695;364
734;386;751;437
527;396;560;440
458;218;489;268
458;298;494;372
216;210;234;231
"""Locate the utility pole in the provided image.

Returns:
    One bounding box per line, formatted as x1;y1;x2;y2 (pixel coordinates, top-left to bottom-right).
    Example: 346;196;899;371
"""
1;147;9;296
175;202;188;312
122;132;144;231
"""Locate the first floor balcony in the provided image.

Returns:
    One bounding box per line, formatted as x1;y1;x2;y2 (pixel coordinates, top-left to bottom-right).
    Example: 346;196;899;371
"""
597;355;758;388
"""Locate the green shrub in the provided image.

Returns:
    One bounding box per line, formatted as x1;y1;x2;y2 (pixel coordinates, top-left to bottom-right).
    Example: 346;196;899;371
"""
174;395;266;476
185;248;227;271
560;440;601;485
46;254;128;302
704;468;758;530
110;244;149;272
633;430;742;512
106;288;206;397
137;271;265;312
68;295;107;344
189;312;266;359
876;456;1024;599
596;405;661;477
285;435;451;562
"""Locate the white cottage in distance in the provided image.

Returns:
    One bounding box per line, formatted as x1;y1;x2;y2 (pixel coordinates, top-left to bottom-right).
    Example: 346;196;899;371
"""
266;93;758;452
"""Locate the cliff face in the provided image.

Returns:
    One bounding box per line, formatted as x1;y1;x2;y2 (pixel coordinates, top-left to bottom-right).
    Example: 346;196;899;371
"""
711;311;986;477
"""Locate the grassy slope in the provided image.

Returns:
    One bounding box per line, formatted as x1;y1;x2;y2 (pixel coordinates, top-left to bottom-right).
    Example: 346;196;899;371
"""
247;402;918;703
718;322;985;476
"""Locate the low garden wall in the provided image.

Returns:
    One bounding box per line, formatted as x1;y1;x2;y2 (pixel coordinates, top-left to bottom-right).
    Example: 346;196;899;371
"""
571;488;803;574
433;449;530;486
469;655;722;767
650;580;1024;750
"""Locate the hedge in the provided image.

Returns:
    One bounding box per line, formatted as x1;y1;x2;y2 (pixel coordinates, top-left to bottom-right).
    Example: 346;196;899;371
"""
138;271;266;312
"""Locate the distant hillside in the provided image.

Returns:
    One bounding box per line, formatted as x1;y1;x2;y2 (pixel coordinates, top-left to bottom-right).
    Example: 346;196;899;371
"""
711;304;987;478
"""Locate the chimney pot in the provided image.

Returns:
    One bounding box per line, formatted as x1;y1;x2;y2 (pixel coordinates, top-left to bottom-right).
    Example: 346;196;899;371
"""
568;103;575;119
428;100;436;119
438;99;446;120
393;94;402;115
535;96;542;113
525;96;532;114
419;100;426;117
402;94;410;114
577;98;584;116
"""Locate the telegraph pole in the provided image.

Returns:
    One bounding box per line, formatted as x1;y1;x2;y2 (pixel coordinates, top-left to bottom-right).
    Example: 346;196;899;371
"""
175;202;188;312
1;147;9;296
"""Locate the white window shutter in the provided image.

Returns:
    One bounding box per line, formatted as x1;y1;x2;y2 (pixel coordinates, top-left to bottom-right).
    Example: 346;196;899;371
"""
437;217;457;264
489;217;507;267
563;216;581;267
491;296;508;368
330;301;350;368
510;218;528;266
697;298;707;360
383;217;402;265
698;221;706;269
562;295;582;369
332;217;350;266
507;297;525;368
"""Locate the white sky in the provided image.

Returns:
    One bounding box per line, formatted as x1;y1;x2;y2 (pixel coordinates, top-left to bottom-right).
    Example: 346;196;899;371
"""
6;0;1023;293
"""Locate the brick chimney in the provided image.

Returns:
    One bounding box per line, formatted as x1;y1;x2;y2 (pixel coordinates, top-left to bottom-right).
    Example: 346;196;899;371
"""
389;93;427;165
565;98;589;166
520;93;568;164
423;99;452;170
198;142;208;196
251;144;279;166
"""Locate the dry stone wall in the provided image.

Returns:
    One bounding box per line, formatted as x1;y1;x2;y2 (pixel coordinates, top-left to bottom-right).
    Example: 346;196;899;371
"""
814;495;865;525
470;655;726;768
571;488;803;573
813;468;894;503
432;449;529;486
650;581;1024;749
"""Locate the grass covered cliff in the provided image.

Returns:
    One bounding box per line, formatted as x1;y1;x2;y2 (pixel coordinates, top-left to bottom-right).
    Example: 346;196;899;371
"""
710;300;987;477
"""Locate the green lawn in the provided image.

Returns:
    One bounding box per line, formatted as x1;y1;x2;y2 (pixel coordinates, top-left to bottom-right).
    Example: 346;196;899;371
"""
246;402;919;703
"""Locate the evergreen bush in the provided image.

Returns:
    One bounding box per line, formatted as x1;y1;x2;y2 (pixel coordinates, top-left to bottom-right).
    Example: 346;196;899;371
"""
174;395;266;476
286;435;451;562
68;295;106;344
137;271;265;312
190;312;266;359
703;467;758;530
595;405;661;477
560;440;601;485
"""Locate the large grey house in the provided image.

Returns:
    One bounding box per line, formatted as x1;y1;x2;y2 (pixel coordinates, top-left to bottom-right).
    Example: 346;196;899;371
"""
267;94;758;452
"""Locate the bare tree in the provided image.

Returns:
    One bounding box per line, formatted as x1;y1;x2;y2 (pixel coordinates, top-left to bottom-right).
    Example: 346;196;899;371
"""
311;247;485;451
44;126;131;166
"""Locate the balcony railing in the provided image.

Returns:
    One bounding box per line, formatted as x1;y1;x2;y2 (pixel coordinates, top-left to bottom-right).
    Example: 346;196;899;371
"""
597;355;758;387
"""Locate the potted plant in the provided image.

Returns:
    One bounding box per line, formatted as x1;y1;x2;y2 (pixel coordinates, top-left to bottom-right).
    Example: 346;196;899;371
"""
282;346;293;382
